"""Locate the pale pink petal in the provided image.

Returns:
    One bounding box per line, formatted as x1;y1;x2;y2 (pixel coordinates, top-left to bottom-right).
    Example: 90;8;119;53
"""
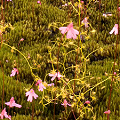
51;75;57;81
48;73;54;77
48;83;54;86
25;91;30;96
27;95;33;102
5;102;10;106
109;28;115;34
66;29;73;39
73;29;79;35
109;24;118;35
8;115;11;120
57;72;63;80
67;103;71;106
33;93;38;99
59;27;68;34
12;103;22;108
38;83;46;91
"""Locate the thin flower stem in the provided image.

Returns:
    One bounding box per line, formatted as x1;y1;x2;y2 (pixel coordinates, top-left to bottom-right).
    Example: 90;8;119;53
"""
107;3;119;120
0;34;2;49
98;0;101;33
17;42;21;112
0;61;4;110
31;100;34;120
1;0;3;20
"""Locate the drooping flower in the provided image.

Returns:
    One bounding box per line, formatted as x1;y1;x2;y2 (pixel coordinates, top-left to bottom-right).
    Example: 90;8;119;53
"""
10;68;19;77
109;24;118;35
59;22;79;39
5;97;22;108
61;99;71;108
37;1;41;5
104;110;111;114
82;17;89;26
35;80;46;91
25;89;38;102
0;108;11;120
81;17;89;28
49;71;63;81
84;100;90;104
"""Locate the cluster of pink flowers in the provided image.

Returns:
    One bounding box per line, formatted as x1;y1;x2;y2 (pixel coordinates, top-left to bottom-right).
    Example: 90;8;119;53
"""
0;97;22;119
0;108;11;120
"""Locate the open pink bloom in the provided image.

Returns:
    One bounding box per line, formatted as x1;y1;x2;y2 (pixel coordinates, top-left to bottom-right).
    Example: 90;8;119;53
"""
109;24;118;35
61;99;71;108
5;97;22;108
10;68;19;77
35;80;46;91
59;22;79;39
104;110;111;114
0;108;11;120
81;17;89;28
37;1;41;5
26;89;38;102
49;72;63;81
84;100;90;104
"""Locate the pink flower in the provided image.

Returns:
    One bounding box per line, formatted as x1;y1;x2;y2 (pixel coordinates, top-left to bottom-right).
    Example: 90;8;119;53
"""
25;89;38;102
109;24;118;35
35;80;46;91
10;68;19;77
81;1;84;4
0;108;11;120
104;110;111;114
81;17;89;28
49;72;63;81
61;99;71;108
118;7;120;11
114;72;117;76
84;100;90;104
59;22;79;39
5;97;22;108
48;83;54;86
62;3;68;7
20;38;24;42
37;1;41;5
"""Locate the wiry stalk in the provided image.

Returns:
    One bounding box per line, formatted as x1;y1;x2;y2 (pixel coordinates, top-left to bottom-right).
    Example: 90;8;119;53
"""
32;100;34;120
107;2;119;120
0;61;4;110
